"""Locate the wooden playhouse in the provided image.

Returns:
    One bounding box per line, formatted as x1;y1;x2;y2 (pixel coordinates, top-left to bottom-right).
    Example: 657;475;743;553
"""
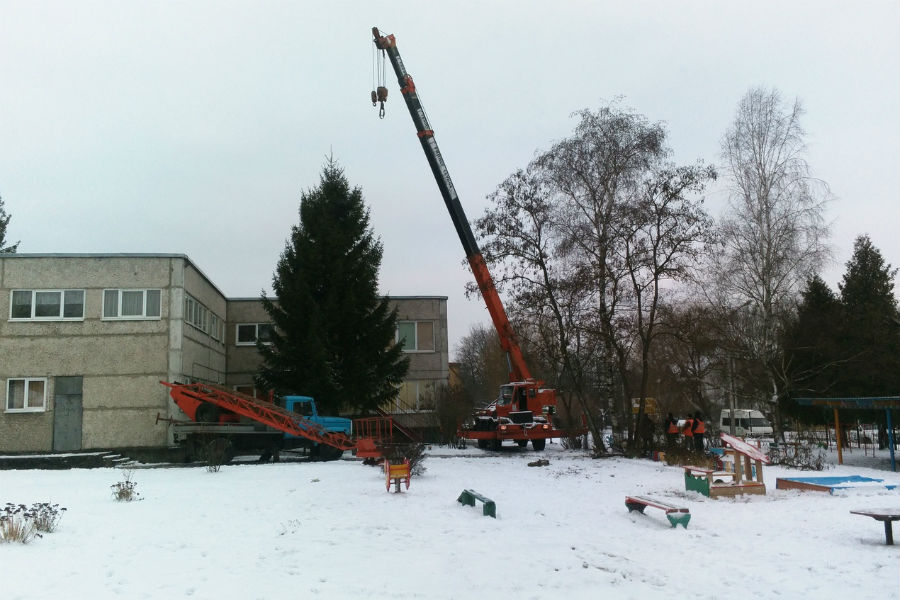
683;433;769;498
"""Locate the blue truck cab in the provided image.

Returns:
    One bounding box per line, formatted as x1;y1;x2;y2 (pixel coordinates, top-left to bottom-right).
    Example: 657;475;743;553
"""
283;395;352;437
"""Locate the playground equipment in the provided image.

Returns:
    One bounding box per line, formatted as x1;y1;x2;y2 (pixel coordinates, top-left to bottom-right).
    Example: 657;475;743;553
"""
385;459;411;493
625;496;691;528
457;489;496;518
683;432;768;498
776;475;897;494
849;509;900;545
795;396;898;472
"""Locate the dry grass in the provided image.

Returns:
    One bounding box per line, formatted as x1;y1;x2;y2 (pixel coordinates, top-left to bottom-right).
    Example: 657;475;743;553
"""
0;502;66;544
111;469;141;501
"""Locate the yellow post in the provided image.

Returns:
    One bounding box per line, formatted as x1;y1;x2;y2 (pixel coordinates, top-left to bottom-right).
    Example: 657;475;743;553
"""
834;407;843;465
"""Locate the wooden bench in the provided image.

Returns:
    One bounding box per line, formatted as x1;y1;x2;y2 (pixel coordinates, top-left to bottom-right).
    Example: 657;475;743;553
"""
850;509;900;545
457;489;496;518
625;495;691;528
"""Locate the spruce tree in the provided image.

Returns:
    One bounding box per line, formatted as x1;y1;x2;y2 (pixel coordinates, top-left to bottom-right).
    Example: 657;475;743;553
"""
255;159;408;414
837;235;899;397
781;275;843;423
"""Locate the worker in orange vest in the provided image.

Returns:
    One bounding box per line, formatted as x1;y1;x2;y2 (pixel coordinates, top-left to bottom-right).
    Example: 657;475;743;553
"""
692;413;706;452
664;413;679;448
682;415;694;450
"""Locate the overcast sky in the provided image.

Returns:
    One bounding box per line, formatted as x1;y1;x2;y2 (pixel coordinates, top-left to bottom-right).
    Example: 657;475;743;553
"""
2;1;898;357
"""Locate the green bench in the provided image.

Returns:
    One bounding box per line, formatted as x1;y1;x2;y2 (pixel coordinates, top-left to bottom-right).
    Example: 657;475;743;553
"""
457;489;496;518
625;495;691;528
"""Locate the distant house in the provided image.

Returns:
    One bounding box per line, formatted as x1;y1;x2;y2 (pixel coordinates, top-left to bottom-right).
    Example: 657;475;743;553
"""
0;254;448;453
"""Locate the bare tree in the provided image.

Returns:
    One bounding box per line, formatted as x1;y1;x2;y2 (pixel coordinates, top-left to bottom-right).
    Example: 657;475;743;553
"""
653;302;721;418
0;195;19;253
713;87;831;435
454;323;510;408
616;165;716;446
474;104;714;454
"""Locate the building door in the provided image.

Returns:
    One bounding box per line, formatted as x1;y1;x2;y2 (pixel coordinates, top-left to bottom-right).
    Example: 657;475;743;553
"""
53;377;83;452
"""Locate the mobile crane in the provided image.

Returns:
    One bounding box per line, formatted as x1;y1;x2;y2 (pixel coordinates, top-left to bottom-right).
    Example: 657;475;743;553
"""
372;27;581;450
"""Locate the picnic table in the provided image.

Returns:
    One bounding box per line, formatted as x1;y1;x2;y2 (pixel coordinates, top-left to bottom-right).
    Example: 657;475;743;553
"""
850;509;900;545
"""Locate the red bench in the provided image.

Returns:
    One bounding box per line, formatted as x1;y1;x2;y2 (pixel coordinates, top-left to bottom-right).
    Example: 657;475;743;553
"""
625;495;691;528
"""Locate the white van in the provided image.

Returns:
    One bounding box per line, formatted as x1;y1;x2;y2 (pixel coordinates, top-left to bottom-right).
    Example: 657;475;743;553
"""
719;409;773;437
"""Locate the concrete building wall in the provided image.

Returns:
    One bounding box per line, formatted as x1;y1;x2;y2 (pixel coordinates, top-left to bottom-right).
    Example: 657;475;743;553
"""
225;298;272;392
179;263;227;384
0;255;180;451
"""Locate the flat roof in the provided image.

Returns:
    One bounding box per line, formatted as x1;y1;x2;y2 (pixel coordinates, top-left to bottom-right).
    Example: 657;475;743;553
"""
1;253;224;297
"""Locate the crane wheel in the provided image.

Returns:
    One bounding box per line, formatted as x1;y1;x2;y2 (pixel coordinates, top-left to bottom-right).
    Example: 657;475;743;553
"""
531;438;546;451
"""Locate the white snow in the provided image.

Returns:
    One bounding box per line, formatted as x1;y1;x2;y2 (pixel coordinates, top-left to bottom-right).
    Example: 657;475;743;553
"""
1;444;898;600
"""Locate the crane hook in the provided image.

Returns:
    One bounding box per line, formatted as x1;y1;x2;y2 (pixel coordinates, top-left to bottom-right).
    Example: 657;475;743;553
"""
375;86;388;119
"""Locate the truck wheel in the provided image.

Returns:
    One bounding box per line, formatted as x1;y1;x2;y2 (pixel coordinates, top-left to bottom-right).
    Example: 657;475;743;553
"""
532;438;546;451
477;439;489;449
195;403;220;423
318;445;345;462
490;439;502;451
516;440;527;448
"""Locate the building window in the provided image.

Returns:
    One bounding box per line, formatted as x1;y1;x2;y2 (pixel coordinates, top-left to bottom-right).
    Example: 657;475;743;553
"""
397;321;435;352
9;290;84;320
6;378;47;412
184;294;224;341
233;385;264;398
103;289;161;319
395;380;436;412
236;323;274;346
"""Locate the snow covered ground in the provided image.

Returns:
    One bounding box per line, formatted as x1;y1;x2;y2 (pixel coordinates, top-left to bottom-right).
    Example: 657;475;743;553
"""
1;443;898;600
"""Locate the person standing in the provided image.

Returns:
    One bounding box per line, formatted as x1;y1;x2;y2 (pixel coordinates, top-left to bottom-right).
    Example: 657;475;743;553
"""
692;413;706;452
682;414;694;450
640;413;655;452
664;413;679;449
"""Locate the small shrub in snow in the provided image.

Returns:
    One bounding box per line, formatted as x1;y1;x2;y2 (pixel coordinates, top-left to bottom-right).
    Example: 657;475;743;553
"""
0;503;40;544
111;469;141;502
30;502;67;533
279;519;302;535
204;438;233;473
387;443;427;476
769;441;828;471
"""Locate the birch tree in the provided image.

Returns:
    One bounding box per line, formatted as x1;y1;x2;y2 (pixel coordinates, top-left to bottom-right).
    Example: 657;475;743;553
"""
714;87;830;432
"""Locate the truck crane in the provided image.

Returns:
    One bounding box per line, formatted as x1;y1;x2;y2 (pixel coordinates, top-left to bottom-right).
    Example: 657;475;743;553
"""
372;27;580;450
159;381;394;462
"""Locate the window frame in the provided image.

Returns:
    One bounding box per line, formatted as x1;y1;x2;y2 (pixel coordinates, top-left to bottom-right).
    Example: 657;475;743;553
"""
395;379;437;412
235;323;274;346
102;288;162;320
8;289;85;321
396;320;435;353
5;377;48;413
184;293;225;341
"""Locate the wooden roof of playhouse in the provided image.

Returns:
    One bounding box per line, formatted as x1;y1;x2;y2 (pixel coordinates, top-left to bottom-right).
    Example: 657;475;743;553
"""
720;432;769;464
